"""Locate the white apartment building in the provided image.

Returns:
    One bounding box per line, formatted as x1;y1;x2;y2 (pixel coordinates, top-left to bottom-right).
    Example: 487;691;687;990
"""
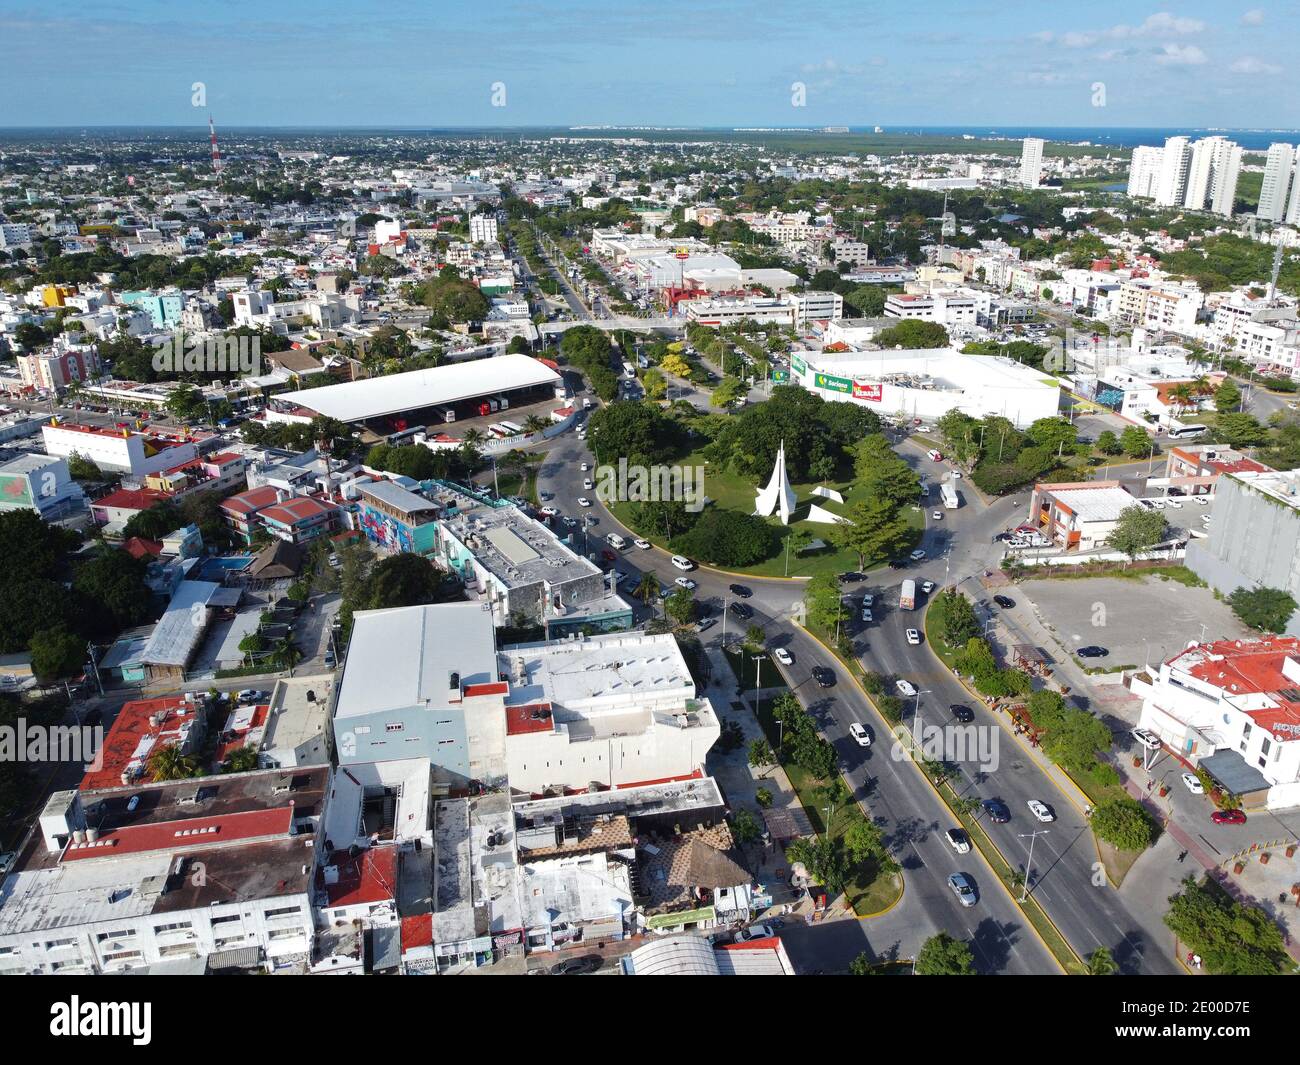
469;215;499;243
1134;638;1300;810
1019;138;1044;189
1155;137;1193;207
1184;137;1241;217
1127;145;1163;199
830;239;872;267
0;222;32;249
788;290;843;326
1257;143;1299;222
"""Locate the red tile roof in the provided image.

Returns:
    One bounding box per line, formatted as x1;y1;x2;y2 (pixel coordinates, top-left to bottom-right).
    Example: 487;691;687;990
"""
259;496;338;527
1178;637;1300;742
80;696;196;791
93;487;168;513
221;485;281;516
320;846;399;908
122;536;164;559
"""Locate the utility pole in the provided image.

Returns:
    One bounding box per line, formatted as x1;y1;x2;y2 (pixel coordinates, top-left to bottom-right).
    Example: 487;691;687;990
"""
1018;829;1050;902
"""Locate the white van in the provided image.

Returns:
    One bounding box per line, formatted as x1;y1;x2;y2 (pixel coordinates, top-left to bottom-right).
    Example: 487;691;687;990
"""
606;533;627;550
670;555;696;571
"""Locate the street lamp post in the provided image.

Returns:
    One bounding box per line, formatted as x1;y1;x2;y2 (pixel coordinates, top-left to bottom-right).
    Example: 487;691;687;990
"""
1017;829;1050;902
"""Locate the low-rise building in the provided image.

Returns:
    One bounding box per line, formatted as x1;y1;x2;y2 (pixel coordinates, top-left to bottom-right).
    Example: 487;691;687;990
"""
1027;480;1138;551
0;453;86;520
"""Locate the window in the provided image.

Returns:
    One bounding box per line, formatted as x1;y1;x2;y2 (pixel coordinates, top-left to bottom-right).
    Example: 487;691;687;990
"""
264;905;301;919
385;722;404;733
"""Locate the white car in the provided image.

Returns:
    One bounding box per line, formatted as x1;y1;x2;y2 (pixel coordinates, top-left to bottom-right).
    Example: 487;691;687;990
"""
1146;498;1165;510
670;555;695;571
1194;496;1210;506
909;549;927;562
920;580;935;594
577;497;593;508
580;462;589;472
905;628;921;645
1182;772;1205;794
674;576;697;590
861;607;873;622
734;923;776;943
849;722;871;747
932;510;943;520
773;647;793;666
583;478;594;490
634;538;652;550
1131;728;1162;751
540;505;558;517
1027;800;1056;823
1165;498;1183;509
895;679;917;698
945;828;971;854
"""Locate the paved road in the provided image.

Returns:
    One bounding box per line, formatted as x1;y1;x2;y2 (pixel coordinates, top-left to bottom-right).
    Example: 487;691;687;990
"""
536;418;1182;973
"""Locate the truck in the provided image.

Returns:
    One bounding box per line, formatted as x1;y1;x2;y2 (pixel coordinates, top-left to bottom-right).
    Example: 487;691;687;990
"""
899;579;916;611
941;481;960;510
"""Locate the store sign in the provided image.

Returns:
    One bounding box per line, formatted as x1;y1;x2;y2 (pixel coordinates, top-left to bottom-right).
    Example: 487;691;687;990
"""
852;380;883;402
771;369;789;383
814;371;852;394
791;354;806;375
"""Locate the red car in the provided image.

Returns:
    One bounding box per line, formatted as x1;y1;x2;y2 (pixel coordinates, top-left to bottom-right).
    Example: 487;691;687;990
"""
1211;809;1247;825
600;549;617;562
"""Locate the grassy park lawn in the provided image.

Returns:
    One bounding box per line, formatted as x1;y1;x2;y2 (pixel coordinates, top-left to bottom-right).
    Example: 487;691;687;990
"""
611;448;924;578
723;646;792;695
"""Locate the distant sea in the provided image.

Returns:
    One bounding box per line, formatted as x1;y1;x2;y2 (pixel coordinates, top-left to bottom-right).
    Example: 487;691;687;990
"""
870;126;1300;150
1;124;1298;151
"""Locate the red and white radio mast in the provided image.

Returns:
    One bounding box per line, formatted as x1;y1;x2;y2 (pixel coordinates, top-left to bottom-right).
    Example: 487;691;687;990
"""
209;115;222;175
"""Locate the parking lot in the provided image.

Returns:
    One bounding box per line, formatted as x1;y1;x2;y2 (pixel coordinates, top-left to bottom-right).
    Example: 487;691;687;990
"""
1019;574;1257;668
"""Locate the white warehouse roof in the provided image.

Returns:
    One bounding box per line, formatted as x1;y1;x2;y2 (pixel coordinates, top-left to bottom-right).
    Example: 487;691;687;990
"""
281;353;562;423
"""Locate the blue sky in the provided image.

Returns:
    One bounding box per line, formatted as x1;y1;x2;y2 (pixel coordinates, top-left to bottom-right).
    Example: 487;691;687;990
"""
1;1;1296;128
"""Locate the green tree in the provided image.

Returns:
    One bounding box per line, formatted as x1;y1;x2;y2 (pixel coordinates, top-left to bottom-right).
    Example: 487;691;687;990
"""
731;808;761;846
934;589;981;648
873;319;949;349
804;573;848;632
1091;797;1159;851
29;626;85;684
363;553;444;610
1095;429;1122;456
1107;505;1168;563
1213;412;1269;449
223;746;260;773
914;933;977;975
747;738;774;770
664;587;697;627
710;375;747;408
1087;947;1118;975
72;548;152;635
1119;425;1154;459
147;744;201;782
1214;378;1242;412
1163;876;1291;975
828;498;914;571
1227;586;1297;633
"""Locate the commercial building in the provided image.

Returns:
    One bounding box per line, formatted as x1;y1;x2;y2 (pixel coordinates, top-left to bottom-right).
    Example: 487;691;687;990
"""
0;453;86;521
0;769;330;975
272;353;563;430
1186;469;1300;636
793;348;1059;428
1163;444;1271;495
41;421;198;477
1133;638;1300;810
883;291;978;327
1026;480;1139;551
354;478;440;555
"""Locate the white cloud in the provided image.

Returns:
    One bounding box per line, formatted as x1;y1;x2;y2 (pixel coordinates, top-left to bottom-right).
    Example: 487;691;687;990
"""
1230;55;1282;74
1153;43;1208;65
1241;8;1265;25
1050;11;1206;48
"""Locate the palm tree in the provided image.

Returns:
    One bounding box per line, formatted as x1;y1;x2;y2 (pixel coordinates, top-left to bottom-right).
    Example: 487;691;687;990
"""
1086;947;1118;975
461;427;487;450
523;414;548;434
636;572;660;613
148;745;200;782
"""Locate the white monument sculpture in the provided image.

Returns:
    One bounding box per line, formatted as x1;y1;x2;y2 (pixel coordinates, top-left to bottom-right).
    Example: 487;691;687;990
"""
754;440;798;525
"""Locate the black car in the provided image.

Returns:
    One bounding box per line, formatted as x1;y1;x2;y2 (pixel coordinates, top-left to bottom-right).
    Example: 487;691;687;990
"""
549;954;603;976
812;666;835;688
837;571;865;583
950;704;975;723
729;601;754;620
729;584;753;598
1077;645;1109;659
993;595;1016;609
983;799;1011;823
888;558;908;570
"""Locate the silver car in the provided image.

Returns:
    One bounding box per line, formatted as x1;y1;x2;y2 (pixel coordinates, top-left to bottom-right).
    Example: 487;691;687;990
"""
947;872;978;907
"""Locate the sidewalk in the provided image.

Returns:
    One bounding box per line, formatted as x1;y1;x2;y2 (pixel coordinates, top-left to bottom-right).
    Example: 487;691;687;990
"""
702;645;840;925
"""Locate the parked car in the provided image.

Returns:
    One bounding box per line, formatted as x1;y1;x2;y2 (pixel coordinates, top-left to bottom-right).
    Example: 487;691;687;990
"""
694;617;716;633
838;571;865;583
0;851;15;875
549;954;603;975
945;829;970;854
993;595;1015;609
1165;498;1183;509
734;923;777;943
909;549;927;562
861;607;874;623
1181;772;1204;794
849;722;871;747
729;601;754;620
1077;645;1109;659
947;872;978;907
773;647;793;666
1027;800;1056;823
674;577;697;591
931;510;943;520
1211;809;1247;825
1131;728;1162;751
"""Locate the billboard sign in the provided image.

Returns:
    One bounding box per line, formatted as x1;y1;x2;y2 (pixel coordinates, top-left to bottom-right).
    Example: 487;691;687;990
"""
852;380;883;402
814;371;852;394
